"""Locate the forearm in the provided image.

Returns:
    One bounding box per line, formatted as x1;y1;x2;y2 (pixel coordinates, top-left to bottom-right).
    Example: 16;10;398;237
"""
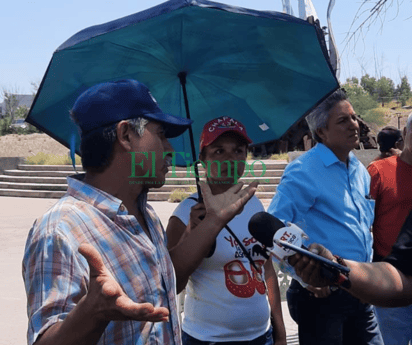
344;260;412;307
265;262;286;343
169;214;225;293
34;296;108;345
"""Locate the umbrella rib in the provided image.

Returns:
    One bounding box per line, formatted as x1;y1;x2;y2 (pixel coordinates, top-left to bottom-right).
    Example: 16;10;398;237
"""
107;42;178;73
210;62;332;85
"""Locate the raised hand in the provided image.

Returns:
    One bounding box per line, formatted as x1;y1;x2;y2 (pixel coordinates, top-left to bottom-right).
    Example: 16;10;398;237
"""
200;181;258;225
78;243;170;323
189;202;206;230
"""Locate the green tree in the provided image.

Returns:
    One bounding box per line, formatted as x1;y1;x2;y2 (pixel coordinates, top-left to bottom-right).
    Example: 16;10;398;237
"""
346;77;359;85
360;74;377;97
0;117;12;136
1;91;19;122
362;108;388;127
343;82;378;118
15;105;29;119
376;76;395;106
396;76;412;106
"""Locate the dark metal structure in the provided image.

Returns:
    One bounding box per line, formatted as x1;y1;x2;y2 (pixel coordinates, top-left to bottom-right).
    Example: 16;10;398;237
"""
251;116;378;157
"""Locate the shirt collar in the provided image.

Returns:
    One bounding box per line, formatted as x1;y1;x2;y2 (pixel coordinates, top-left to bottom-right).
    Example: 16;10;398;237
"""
66;174;148;219
316;143;359;170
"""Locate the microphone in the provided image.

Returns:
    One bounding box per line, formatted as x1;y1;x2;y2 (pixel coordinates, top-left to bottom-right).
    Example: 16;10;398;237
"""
248;212;350;286
249;212;309;262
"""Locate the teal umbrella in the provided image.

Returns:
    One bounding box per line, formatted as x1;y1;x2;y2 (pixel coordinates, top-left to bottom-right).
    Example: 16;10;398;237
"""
27;0;339;167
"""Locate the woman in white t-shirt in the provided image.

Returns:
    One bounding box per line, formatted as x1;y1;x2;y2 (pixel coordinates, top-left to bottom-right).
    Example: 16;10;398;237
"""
166;116;286;345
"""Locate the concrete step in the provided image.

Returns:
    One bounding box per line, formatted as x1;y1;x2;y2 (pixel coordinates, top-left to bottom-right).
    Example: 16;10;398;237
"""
17;161;287;171
0;189;66;198
0;175;67;184
0;181;68;191
4;169;82;177
4;169;284;179
0;189;275;201
0;175;281;186
17;165;84;172
156;184;277;193
166;170;284;178
0;160;286;200
148;191;275;202
163;177;281;184
0;189;172;200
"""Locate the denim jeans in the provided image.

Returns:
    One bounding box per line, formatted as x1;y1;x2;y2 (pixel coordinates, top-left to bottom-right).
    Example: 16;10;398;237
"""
181;326;273;345
375;305;412;345
287;280;384;345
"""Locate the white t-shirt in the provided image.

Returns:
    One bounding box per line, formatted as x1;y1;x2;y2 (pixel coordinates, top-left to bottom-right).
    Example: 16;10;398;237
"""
172;193;271;341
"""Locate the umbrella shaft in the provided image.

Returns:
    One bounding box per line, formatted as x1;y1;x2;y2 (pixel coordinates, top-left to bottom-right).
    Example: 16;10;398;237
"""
178;72;203;203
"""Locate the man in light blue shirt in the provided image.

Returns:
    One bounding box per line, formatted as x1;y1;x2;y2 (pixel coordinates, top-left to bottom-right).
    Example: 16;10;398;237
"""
268;89;383;345
268;143;374;263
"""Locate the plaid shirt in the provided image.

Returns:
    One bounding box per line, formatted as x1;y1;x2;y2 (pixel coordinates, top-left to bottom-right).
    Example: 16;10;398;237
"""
23;174;181;345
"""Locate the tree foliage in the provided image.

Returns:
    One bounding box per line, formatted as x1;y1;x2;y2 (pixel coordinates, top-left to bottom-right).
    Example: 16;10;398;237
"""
343;81;378;117
376;76;395;106
344;73;412;128
362;107;388;127
396;76;412;106
360;74;377;97
1;91;19;122
15;105;29;119
346;77;359;85
0;97;39;136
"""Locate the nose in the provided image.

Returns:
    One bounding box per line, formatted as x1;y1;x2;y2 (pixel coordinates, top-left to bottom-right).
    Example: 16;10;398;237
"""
163;138;174;153
350;116;359;130
223;152;240;168
226;151;237;161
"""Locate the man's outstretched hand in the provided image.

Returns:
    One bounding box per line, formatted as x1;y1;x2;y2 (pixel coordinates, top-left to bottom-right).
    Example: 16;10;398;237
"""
79;243;170;323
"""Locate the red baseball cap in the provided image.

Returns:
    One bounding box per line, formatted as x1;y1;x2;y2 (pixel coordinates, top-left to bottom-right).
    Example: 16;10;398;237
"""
199;116;252;152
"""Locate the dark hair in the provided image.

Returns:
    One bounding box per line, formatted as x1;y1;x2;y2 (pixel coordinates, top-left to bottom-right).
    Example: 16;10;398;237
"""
305;89;348;143
377;126;402;153
70;111;148;173
77;124;118;173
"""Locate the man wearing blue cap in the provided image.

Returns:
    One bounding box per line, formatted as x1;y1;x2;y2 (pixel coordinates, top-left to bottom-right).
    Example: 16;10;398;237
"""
22;80;257;345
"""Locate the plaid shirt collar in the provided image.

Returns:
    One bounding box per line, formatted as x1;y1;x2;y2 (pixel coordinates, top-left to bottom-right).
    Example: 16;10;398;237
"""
67;173;148;220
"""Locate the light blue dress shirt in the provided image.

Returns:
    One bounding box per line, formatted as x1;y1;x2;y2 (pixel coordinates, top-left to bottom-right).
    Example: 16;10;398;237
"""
267;143;375;262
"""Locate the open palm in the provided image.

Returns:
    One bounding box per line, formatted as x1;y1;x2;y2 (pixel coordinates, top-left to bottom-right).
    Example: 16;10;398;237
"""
79;243;170;323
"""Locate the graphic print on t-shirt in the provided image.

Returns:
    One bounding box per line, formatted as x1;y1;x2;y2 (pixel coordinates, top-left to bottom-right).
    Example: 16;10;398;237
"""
223;260;266;298
222;234;266;298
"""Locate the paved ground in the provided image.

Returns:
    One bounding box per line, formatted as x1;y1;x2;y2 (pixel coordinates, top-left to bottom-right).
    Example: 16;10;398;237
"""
0;196;297;345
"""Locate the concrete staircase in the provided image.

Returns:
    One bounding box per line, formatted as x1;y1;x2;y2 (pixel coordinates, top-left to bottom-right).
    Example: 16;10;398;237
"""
0;160;287;201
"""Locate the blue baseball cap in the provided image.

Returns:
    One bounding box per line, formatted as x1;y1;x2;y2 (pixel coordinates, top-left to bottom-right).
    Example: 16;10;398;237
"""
72;79;192;138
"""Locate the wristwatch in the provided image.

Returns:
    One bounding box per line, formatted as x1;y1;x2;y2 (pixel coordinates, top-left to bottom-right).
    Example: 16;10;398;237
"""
333;255;351;289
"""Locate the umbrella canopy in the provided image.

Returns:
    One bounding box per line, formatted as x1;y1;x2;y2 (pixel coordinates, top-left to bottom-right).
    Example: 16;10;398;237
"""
27;0;339;166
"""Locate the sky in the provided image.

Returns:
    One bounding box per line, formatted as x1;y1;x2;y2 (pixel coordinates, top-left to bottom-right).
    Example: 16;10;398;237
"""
1;0;411;100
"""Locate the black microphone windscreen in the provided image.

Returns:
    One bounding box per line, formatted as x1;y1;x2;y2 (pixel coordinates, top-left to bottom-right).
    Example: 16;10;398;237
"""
248;212;285;247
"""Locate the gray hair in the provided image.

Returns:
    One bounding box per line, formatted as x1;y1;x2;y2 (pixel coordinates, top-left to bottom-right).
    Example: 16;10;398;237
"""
69;113;150;173
305;89;348;143
103;117;149;142
406;113;412;131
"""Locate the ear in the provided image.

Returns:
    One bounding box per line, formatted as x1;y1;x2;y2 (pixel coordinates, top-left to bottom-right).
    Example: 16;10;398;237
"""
316;127;327;143
116;121;134;151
